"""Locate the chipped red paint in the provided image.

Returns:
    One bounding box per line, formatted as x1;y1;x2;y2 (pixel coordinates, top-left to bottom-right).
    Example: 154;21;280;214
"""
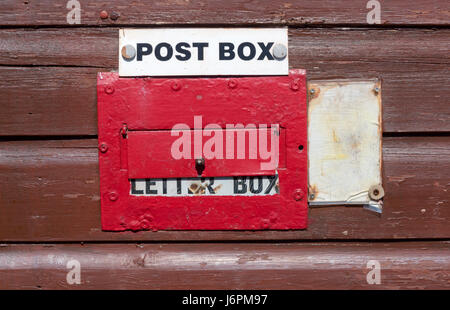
97;71;308;231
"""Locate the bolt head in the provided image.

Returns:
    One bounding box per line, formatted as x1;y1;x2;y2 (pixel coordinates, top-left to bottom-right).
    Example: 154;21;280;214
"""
121;45;136;61
100;10;108;19
273;43;288;60
110;11;120;20
99;143;108;153
104;85;114;94
171;82;181;91
228;80;237;89
108;191;118;201
293;189;304;201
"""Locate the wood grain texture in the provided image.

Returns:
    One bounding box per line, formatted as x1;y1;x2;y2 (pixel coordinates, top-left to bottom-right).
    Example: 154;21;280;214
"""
0;137;448;242
1;0;449;26
0;28;449;135
0;242;449;289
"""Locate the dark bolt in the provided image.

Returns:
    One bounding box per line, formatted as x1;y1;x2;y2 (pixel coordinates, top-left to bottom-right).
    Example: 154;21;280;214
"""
100;10;108;19
99;143;108;153
195;158;205;176
104;85;114;94
110;11;120;21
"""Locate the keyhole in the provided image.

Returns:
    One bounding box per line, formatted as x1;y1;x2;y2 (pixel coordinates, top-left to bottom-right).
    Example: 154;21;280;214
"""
195;158;205;176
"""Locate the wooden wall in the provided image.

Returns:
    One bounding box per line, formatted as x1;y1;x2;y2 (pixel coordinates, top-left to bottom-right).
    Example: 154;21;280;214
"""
0;0;449;289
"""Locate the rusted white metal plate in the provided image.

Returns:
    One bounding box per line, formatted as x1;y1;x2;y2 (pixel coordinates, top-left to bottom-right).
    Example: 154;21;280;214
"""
308;79;383;210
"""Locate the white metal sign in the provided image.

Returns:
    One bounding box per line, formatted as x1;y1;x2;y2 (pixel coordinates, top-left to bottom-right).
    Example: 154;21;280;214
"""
119;28;288;77
308;79;383;212
130;175;279;196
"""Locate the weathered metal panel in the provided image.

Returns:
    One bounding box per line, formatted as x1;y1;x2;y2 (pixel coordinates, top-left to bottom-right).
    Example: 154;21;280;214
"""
308;79;383;209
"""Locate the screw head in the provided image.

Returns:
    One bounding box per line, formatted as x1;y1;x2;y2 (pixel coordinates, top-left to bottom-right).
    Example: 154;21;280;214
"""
228;79;237;89
273;43;288;60
110;11;120;21
104;85;114;94
293;189;304;201
310;88;316;95
290;80;300;91
100;10;108;19
99;143;108;153
171;82;181;91
108;191;119;201
121;45;136;61
369;184;384;200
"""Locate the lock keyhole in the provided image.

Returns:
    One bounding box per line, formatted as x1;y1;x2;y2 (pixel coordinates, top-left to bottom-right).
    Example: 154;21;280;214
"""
195;158;205;176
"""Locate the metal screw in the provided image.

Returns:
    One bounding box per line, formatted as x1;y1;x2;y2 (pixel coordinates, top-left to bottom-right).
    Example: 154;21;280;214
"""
293;189;304;201
368;184;384;200
171;82;181;91
310;88;316;95
104;85;114;94
309;193;315;200
108;191;118;201
99;143;108;153
290;80;299;91
273;44;287;61
373;87;380;94
228;79;237;89
121;45;136;61
110;11;120;21
100;10;108;19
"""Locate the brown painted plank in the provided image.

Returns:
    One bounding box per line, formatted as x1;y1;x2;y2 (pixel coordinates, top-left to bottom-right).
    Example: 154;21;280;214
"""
0;242;449;289
1;0;449;26
2;28;449;67
0;28;449;134
0;137;448;241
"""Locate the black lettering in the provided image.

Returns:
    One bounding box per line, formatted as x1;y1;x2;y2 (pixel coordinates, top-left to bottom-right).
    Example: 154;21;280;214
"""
136;43;152;61
155;42;173;61
201;177;215;194
162;178;167;195
177;178;182;194
219;43;235;60
175;42;191;61
264;175;278;194
257;42;274;60
131;180;144;195
234;177;247;194
192;42;208;60
145;179;158;195
249;176;263;194
237;42;256;61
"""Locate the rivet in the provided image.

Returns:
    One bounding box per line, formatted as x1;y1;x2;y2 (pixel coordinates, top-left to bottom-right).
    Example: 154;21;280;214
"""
121;45;136;61
293;189;304;201
110;11;120;21
108;191;118;201
104;85;114;94
100;10;108;19
228;79;237;89
373;86;380;94
273;43;288;60
310;88;316;95
171;82;181;91
99;143;108;153
368;184;384;200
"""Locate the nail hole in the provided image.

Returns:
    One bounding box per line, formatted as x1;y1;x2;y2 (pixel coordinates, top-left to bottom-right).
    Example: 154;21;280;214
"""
298;145;304;151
